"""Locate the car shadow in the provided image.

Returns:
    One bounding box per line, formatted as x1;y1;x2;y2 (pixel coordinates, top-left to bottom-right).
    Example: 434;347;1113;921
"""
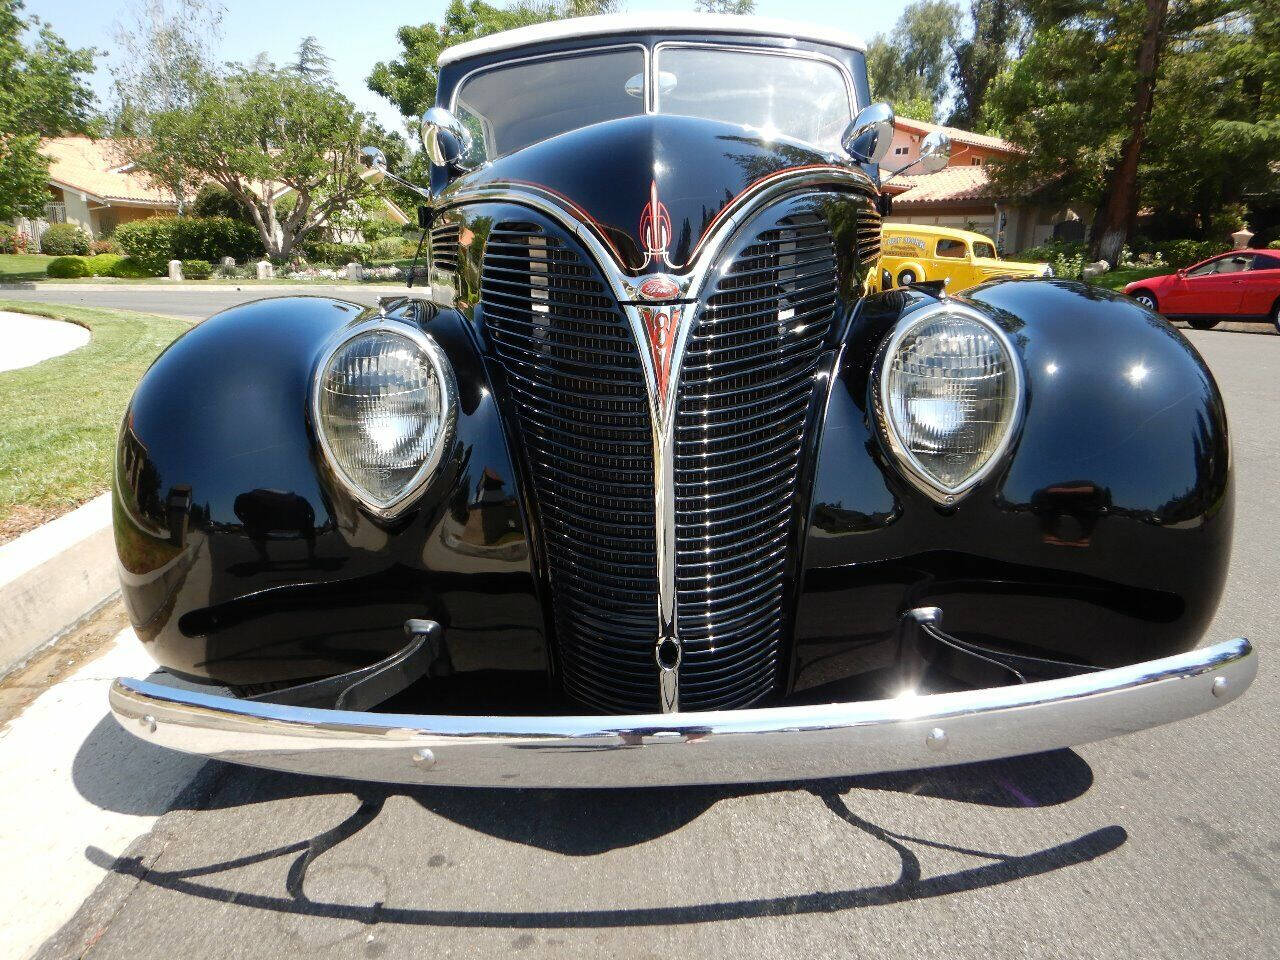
75;710;1124;926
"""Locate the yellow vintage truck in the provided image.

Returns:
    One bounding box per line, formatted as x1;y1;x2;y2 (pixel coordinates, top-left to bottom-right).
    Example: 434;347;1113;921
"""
880;224;1051;292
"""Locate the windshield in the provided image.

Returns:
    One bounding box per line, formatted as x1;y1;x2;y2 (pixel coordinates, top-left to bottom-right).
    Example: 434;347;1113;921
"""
654;46;853;153
455;47;646;159
453;44;855;161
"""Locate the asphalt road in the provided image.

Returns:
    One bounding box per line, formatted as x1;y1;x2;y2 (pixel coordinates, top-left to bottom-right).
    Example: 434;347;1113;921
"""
20;306;1280;958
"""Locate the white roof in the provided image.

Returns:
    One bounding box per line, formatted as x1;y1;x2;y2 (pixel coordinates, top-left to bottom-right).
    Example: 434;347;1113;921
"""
437;13;866;68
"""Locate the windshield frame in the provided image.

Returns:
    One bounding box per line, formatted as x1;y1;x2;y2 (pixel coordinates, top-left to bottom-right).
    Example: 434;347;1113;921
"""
449;39;859;162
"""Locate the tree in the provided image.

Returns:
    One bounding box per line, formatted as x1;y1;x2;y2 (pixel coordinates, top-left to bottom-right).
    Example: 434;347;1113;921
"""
695;0;755;12
120;67;379;260
865;0;963;120
985;0;1247;262
0;0;98;222
292;35;333;84
947;0;1021;130
109;0;224;209
368;0;619;122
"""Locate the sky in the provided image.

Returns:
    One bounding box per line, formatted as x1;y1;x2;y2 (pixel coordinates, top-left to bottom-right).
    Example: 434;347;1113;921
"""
30;0;915;133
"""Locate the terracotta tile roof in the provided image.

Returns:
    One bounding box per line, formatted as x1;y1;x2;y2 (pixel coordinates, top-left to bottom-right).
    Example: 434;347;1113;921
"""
886;165;997;205
894;117;1016;154
41;137;177;207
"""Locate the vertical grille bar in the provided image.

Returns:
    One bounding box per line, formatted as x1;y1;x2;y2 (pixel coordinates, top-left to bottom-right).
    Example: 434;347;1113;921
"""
482;222;660;713
673;212;838;710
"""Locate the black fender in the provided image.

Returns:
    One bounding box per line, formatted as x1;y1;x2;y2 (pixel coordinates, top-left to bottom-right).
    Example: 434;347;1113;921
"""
794;279;1232;692
113;296;547;687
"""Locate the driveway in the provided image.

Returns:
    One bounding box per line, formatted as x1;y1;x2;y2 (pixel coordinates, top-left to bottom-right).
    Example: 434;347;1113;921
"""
5;330;1277;960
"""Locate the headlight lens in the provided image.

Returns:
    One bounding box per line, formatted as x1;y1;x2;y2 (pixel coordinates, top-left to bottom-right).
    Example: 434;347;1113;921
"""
315;325;456;515
879;307;1020;499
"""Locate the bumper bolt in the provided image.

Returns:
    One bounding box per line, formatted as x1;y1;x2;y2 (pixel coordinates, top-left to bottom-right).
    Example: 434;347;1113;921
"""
413;748;436;769
1212;676;1228;698
140;715;157;734
925;727;947;751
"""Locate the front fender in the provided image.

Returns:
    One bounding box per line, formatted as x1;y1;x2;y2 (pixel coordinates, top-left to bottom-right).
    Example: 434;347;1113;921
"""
794;279;1232;692
113;296;547;687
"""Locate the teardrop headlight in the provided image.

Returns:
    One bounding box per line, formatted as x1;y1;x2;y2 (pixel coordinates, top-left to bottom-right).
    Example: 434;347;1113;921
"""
875;304;1022;502
313;322;457;517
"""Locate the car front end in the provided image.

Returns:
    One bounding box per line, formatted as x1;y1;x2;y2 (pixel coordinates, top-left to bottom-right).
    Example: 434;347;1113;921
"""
107;14;1254;787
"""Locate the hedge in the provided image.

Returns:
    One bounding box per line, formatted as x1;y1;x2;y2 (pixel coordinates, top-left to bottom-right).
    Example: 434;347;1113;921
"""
114;217;262;271
182;259;212;279
40;224;91;256
301;240;371;266
105;256;157;279
85;253;125;276
46;256;92;278
1161;239;1230;270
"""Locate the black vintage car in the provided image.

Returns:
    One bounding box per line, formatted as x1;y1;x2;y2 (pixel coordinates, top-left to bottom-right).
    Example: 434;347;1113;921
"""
110;14;1255;787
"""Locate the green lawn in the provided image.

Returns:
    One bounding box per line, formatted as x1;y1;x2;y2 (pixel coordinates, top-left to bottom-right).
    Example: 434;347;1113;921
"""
0;254;55;282
0;301;190;542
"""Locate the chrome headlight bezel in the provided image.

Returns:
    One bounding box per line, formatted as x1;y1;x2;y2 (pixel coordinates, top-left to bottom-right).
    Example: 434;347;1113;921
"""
872;302;1024;504
311;318;458;519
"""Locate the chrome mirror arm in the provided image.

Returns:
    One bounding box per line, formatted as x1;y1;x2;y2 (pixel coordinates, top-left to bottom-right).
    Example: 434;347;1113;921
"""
380;168;434;202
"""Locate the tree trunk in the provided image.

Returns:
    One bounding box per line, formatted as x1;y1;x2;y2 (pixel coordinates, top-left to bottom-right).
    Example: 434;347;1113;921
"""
1091;0;1169;264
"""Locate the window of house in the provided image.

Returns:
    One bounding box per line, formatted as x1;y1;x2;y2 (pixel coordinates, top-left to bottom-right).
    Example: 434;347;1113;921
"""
894;146;908;155
936;238;968;259
971;157;983;165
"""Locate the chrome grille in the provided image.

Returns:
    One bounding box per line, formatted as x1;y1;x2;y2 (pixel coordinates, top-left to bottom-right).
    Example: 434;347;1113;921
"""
673;212;838;709
481;222;659;713
431;222;460;274
857;204;882;273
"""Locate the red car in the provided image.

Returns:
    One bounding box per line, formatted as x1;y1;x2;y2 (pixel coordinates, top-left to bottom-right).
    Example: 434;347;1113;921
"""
1124;250;1280;330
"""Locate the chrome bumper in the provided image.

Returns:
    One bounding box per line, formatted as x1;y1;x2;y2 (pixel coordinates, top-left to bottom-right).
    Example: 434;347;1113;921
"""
109;637;1256;788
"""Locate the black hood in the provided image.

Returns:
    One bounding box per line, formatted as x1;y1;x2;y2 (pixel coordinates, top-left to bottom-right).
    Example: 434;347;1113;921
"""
442;114;846;272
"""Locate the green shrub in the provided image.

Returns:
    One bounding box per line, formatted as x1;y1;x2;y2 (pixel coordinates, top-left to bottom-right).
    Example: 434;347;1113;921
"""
91;236;120;255
105;256;157;278
0;223;19;254
115;216;262;271
46;256;92;278
40;223;91;256
1162;239;1229;270
182;259;212;279
192;184;250;222
1006;239;1087;265
114;218;178;271
85;253;125;276
1268;239;1280;250
370;236;411;261
301;239;370;265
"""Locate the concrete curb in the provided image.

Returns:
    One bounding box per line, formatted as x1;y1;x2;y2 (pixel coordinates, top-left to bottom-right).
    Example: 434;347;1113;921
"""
0;282;415;294
0;494;117;678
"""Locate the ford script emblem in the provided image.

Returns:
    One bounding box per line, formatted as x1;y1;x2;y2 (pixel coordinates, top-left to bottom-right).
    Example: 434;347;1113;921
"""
638;275;681;301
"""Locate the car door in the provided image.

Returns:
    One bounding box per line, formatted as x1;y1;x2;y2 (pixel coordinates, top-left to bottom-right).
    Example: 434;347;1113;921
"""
1241;252;1280;317
933;237;974;290
1162;254;1250;315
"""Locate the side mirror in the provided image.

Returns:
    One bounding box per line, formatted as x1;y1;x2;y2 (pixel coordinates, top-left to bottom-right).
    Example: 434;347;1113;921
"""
359;146;387;184
841;102;895;165
1176;268;1187;278
422;106;473;169
916;130;951;175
